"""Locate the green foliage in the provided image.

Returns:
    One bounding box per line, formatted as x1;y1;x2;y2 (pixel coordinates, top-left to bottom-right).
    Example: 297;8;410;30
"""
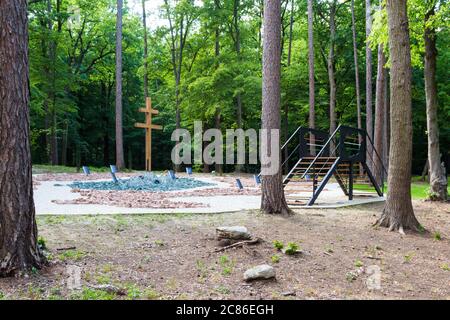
143;287;160;299
346;271;358;282
433;232;442;241
273;240;284;250
57;249;87;262
26;0;449;174
71;287;116;300
218;255;234;276
271;255;280;264
354;260;364;268
354;177;450;199
404;253;415;264
37;236;47;251
284;242;300;255
215;285;231;295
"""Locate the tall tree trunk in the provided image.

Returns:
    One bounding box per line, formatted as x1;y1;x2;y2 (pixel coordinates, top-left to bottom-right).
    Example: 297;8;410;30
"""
142;0;149;98
377;0;420;233
366;0;374;167
48;0;62;166
46;0;59;166
283;0;294;173
50;108;58;165
61;118;69;166
115;0;125;169
373;44;386;185
234;0;243;173
424;5;447;201
327;1;337;152
102;82;111;166
164;0;188;172
351;0;362;133
351;0;363;174
383;70;390;171
0;0;44;276
214;16;223;174
307;0;315;155
261;0;291;215
287;0;294;66
214;108;223;174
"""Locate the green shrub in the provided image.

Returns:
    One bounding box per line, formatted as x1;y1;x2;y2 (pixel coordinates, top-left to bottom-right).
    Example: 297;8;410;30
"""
273;240;284;250
284;242;299;255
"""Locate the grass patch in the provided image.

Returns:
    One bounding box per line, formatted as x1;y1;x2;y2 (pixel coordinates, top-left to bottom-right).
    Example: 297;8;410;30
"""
143;287;160;299
271;255;280;263
354;176;450;200
32;164;131;174
219;255;235;276
57;249;87;262
71;287;116;300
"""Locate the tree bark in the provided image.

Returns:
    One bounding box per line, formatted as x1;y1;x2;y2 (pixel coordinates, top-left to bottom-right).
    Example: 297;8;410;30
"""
424;5;447;201
351;0;362;139
214;16;223;174
373;44;386;186
115;0;125;169
234;0;243;173
307;0;315;154
287;0;294;66
351;0;363;174
164;0;190;172
327;1;337;151
283;0;295;173
261;0;291;215
61;118;69;166
142;0;149;98
366;0;374;167
383;70;390;171
0;0;45;276
377;0;421;233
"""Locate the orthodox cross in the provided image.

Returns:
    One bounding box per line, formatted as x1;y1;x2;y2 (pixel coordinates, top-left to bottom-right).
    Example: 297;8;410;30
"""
134;97;162;171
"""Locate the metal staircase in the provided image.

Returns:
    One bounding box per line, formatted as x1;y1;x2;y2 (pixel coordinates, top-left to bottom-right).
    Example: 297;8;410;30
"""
281;125;386;207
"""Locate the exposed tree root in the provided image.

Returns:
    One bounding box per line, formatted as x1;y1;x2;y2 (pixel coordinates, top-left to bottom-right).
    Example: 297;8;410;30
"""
375;208;422;235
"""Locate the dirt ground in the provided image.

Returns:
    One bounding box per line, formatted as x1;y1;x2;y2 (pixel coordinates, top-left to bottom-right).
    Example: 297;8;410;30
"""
0;200;449;300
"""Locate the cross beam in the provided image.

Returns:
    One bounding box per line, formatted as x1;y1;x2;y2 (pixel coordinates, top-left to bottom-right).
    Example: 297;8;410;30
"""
134;97;162;171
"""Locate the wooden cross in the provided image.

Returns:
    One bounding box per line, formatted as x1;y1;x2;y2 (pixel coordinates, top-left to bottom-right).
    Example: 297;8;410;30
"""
134;97;162;171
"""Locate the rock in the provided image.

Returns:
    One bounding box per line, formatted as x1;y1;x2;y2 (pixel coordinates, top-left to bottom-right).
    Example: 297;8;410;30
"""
281;291;296;297
244;265;276;281
216;226;251;240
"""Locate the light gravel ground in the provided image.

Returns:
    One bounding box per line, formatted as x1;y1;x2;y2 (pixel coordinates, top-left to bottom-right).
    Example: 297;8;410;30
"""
33;173;384;215
34;177;261;215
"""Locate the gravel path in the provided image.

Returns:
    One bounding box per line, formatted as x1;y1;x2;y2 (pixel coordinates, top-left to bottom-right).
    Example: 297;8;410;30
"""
33;173;384;215
34;177;261;215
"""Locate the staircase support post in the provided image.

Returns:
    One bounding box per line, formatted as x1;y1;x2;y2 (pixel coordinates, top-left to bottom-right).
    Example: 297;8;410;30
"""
307;157;341;206
349;161;354;200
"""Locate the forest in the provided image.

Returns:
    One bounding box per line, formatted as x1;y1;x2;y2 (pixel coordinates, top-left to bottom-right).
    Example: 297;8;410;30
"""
27;0;449;174
0;0;449;303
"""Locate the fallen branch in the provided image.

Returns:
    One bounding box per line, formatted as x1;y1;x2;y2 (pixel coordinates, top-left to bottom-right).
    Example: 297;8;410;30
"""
56;246;77;251
365;256;382;260
214;238;261;252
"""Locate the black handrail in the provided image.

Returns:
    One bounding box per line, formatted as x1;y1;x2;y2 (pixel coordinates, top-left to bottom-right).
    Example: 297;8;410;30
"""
365;132;388;176
300;124;342;179
281;126;302;150
259;126;303;178
281;143;301;168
